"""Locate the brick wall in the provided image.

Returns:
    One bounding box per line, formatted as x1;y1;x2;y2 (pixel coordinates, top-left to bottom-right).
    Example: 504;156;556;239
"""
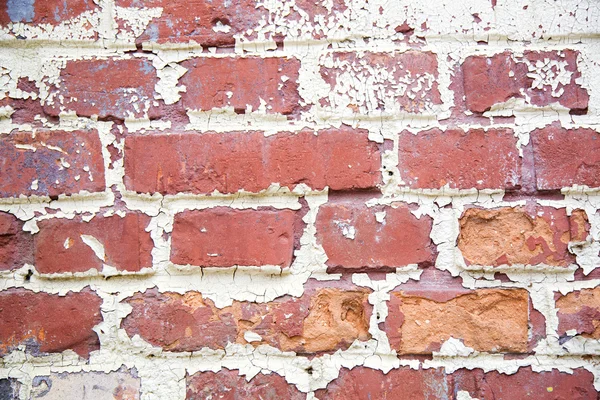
1;0;600;399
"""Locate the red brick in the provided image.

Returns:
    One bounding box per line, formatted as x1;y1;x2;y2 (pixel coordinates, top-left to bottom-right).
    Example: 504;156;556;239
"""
556;287;600;339
385;288;529;353
171;208;299;268
122;281;371;353
44;58;159;120
532;124;600;190
451;367;598;400
0;288;102;358
320;51;441;113
316;367;598;399
458;206;589;267
116;0;267;47
124;129;380;194
186;370;303;400
0;0;96;26
316;203;435;271
462;50;588;113
0;130;105;197
35;213;153;274
180;57;300;115
0;212;33;271
398;128;521;190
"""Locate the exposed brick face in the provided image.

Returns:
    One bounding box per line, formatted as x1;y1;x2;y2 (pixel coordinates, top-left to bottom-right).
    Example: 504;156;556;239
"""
462;50;589;113
557;287;600;338
316;203;435;271
458;206;589;267
0;130;105;197
171;208;300;268
44;58;159;119
385;288;529;353
35;213;153;274
122;281;371;353
124;129;381;194
532;124;600;190
398;128;521;190
0;289;102;358
0;212;33;271
180;57;300;115
0;0;97;26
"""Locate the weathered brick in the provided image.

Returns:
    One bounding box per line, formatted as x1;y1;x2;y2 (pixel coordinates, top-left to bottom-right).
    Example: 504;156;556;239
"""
0;288;102;358
44;58;159;120
122;281;371;353
116;0;267;47
171;208;300;268
532;124;600;190
0;212;33;271
124;129;380;194
0;0;96;26
398;128;521;190
31;370;140;399
315;203;435;271
35;213;153;274
385;288;529;353
186;370;304;400
458;206;588;267
315;367;598;399
320;51;441;114
0;130;105;197
462;50;589;113
557;287;600;339
180;57;300;115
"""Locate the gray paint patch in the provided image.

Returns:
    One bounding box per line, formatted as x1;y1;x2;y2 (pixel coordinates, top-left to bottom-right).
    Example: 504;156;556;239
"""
6;0;34;23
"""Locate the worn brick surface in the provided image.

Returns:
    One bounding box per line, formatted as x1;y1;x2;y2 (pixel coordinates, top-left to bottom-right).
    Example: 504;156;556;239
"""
124;129;380;194
0;0;97;26
316;202;435;271
0;130;105;197
122;281;371;353
0;289;102;358
0;212;33;271
35;213;153;274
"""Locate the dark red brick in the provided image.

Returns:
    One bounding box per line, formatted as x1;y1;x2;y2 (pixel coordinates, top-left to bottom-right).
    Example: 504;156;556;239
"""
124;129;381;195
385;288;529;353
557;287;600;339
0;130;105;197
458;206;589;267
398;128;521;190
122;280;371;353
180;57;300;115
35;213;153;274
532;124;600;190
320;51;441;113
44;58;159;120
0;212;33;271
462;50;588;113
0;288;102;358
0;0;96;26
316;203;435;271
186;370;304;400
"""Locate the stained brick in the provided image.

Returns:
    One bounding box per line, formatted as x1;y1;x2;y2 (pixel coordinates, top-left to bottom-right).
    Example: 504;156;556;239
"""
124;129;381;194
0;288;102;358
557;287;600;339
0;130;105;197
0;0;96;26
35;213;153;274
0;212;33;271
316;203;435;271
398;128;521;190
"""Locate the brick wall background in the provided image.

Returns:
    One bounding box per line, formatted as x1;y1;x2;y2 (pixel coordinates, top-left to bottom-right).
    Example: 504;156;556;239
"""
1;0;600;399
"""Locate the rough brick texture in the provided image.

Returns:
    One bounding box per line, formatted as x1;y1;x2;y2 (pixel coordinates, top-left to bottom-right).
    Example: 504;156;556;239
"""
35;213;153;274
171;208;300;268
0;130;105;197
316;202;435;271
124;129;381;194
2;0;600;397
122;281;371;353
0;289;102;358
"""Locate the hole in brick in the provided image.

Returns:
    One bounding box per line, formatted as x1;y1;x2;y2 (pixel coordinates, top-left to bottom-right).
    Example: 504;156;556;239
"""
234;107;245;115
24;269;33;281
49;195;59;201
211;17;230;26
387;171;394;176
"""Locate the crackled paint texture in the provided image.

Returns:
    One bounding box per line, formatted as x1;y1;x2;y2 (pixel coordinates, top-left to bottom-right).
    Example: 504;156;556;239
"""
1;0;600;399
